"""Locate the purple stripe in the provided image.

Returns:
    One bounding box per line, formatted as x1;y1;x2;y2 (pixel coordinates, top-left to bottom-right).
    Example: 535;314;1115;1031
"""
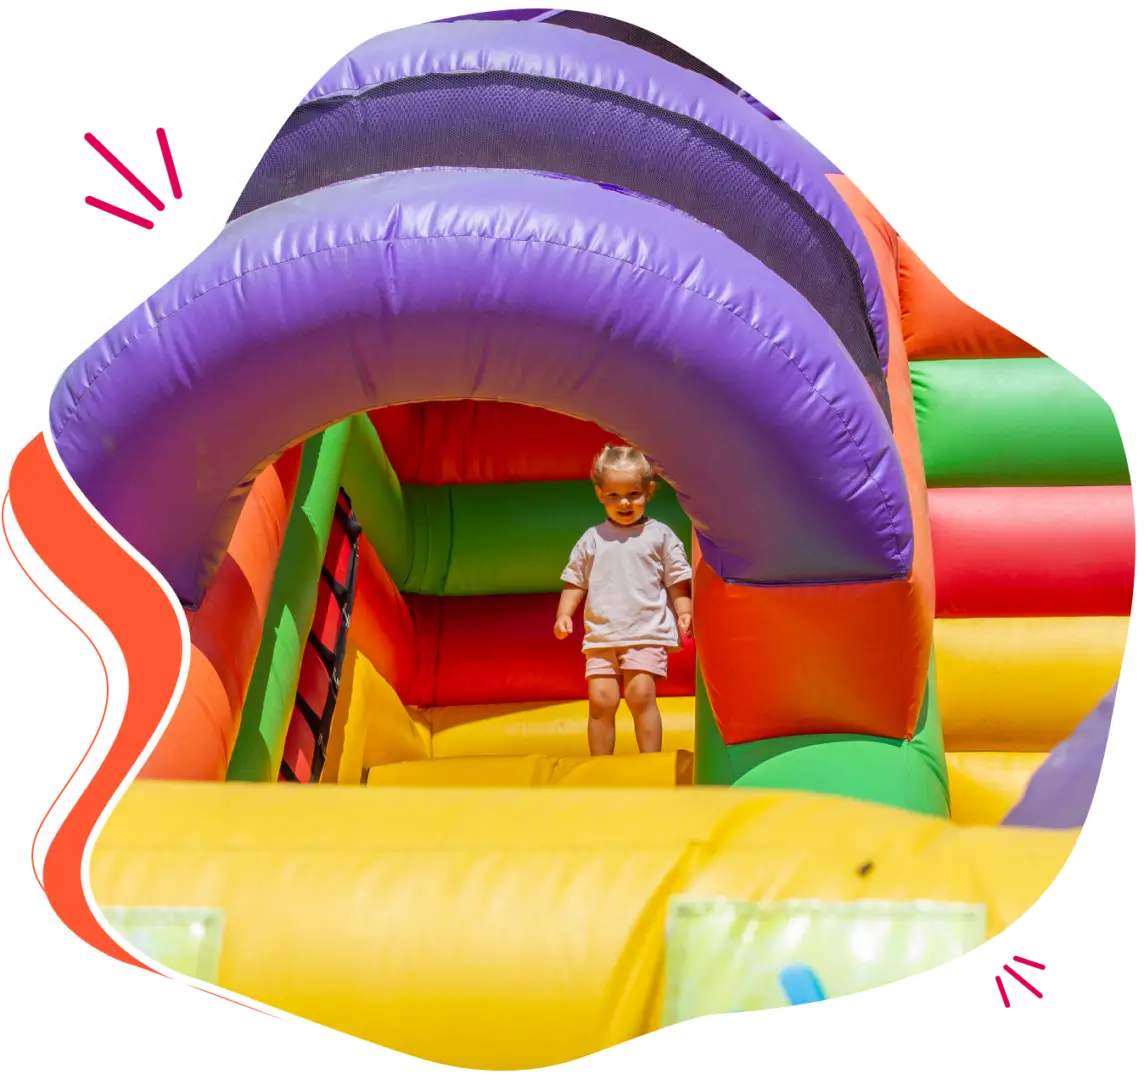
434;9;552;21
50;168;911;608
737;89;781;121
1003;684;1116;830
298;19;888;365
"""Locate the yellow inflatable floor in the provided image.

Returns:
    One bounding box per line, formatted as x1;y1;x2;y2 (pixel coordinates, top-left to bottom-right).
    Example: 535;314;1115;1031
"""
91;780;1076;1069
336;679;1049;824
94;657;1086;1067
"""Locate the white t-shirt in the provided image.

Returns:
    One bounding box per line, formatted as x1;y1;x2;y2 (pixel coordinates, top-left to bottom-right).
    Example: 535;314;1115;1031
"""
561;517;692;652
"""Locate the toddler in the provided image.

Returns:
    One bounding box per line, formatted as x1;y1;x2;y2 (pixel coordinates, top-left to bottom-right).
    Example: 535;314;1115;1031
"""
554;446;693;755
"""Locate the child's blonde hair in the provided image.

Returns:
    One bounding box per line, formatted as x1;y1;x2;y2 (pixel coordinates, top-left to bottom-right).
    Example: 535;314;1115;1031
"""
592;445;655;487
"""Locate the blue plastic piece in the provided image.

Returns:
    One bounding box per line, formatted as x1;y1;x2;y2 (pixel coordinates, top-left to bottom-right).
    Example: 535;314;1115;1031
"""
779;963;828;1005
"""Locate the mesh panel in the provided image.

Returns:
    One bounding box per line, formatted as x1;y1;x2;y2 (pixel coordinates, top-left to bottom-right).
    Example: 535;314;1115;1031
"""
231;71;887;419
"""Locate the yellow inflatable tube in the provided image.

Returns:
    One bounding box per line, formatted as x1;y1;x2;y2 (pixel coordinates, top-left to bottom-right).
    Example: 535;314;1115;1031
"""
420;697;698;759
945;752;1048;825
91;781;1076;1070
367;750;693;787
935;616;1127;751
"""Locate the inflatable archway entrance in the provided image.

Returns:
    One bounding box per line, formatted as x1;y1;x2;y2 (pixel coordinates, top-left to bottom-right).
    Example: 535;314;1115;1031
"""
12;8;1119;1071
51;164;934;794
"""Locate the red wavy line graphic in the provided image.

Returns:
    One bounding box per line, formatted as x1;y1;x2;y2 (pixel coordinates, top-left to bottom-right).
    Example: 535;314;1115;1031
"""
6;434;276;1015
5;437;183;970
4;494;110;892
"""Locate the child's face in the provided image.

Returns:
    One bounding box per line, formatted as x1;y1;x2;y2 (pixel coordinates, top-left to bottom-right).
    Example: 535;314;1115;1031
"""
595;467;654;526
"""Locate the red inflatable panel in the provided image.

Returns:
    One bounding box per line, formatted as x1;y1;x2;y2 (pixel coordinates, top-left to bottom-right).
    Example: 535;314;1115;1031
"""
281;716;317;783
930;486;1135;617
346;534;418;699
369;402;624;485
403;592;696;706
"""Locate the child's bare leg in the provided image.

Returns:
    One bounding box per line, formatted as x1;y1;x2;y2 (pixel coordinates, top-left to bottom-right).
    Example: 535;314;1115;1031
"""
624;671;662;753
587;676;620;755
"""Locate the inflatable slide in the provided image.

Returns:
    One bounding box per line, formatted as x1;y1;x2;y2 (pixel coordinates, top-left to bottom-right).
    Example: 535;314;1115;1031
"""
17;9;1131;1070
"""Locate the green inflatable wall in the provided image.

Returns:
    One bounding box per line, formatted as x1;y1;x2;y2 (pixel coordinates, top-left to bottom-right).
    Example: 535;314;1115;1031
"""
911;357;1129;487
228;421;351;783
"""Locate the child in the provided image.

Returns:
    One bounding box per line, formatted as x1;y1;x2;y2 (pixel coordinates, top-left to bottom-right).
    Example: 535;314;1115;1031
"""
554;446;693;755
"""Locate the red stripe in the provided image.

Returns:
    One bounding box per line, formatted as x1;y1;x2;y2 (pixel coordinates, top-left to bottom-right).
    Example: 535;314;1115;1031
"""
930;486;1135;618
370;402;623;485
404;592;696;706
280;714;314;782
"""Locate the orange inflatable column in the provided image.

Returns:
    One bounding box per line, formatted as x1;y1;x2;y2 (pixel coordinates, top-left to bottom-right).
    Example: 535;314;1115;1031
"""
139;447;302;781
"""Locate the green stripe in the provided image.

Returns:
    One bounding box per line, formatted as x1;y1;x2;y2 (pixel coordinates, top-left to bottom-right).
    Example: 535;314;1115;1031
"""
340;413;414;584
402;480;691;595
730;651;949;817
227;421;351;783
404;486;452;593
693;663;735;786
911;357;1128;487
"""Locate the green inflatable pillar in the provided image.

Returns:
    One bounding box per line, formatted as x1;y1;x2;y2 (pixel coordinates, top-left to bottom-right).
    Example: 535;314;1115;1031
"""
227;421;351;782
340;412;415;585
693;663;736;786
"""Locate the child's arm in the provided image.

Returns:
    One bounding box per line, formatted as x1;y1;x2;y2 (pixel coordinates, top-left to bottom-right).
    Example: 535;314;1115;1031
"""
663;529;693;638
669;584;693;637
668;580;693;638
554;584;586;640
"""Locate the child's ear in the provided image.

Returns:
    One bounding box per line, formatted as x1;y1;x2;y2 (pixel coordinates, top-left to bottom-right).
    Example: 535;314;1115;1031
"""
595;484;605;504
647;480;657;499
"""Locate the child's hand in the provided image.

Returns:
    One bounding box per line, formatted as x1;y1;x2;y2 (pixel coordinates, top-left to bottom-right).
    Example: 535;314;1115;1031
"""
677;613;693;639
554;615;574;640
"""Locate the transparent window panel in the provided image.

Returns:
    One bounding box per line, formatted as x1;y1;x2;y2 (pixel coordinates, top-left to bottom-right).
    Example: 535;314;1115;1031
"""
100;906;225;984
661;898;986;1026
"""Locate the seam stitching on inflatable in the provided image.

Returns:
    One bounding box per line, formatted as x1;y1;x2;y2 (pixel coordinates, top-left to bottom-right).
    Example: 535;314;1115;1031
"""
57;231;909;577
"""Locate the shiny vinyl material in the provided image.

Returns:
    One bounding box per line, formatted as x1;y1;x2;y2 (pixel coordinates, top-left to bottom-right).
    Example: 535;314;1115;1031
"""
90;781;1076;1070
50;167;910;609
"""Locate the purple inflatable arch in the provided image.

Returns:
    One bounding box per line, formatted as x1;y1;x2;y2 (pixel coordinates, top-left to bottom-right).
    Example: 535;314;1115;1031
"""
234;18;888;412
49;167;912;609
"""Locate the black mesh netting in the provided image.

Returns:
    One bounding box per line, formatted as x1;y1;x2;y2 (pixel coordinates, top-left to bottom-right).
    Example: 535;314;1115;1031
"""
230;70;887;419
543;10;743;93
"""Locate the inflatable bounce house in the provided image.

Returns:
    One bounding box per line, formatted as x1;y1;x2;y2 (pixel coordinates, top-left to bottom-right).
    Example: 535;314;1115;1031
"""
17;9;1133;1070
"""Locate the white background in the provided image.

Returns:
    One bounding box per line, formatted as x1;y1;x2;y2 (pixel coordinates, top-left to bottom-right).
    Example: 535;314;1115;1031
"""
1;0;1140;1075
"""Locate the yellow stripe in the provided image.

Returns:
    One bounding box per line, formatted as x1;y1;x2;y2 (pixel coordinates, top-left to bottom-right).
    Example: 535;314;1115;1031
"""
946;751;1047;825
366;750;693;787
935;616;1126;751
420;697;697;759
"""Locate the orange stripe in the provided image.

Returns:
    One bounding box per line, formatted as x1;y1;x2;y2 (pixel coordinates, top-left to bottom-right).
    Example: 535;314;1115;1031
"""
694;561;926;742
898;237;1043;360
139;446;302;781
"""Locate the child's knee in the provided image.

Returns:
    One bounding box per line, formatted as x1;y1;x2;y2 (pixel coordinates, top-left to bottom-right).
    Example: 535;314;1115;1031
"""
588;677;621;713
623;673;658;711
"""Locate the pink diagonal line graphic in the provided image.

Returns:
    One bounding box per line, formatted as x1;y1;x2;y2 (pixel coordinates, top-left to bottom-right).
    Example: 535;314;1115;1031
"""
1013;956;1045;970
156;128;181;199
85;196;154;230
997;956;1047;997
995;975;1010;1008
84;132;165;211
